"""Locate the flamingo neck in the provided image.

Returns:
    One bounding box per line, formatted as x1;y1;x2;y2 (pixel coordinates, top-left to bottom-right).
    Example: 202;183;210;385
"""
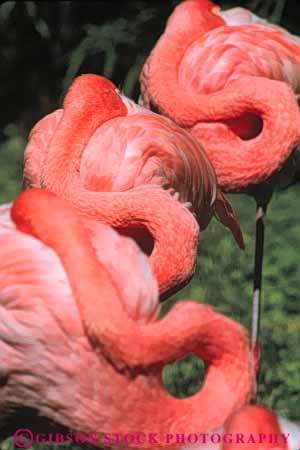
42;74;127;193
158;312;252;436
144;1;224;124
165;1;224;36
64;187;199;300
144;24;300;191
117;323;252;443
11;190;124;331
40;75;199;298
11;189;252;448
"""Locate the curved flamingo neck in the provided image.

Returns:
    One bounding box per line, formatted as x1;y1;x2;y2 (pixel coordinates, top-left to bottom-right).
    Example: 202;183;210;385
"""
165;0;224;35
11;189;252;447
144;1;224;124
144;16;300;191
148;26;298;125
42;74;127;193
40;74;199;298
65;186;199;299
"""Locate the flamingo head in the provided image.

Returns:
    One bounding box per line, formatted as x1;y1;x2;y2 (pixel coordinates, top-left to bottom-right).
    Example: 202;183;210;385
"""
8;190;160;326
64;74;126;119
165;0;224;34
224;405;289;449
189;0;220;13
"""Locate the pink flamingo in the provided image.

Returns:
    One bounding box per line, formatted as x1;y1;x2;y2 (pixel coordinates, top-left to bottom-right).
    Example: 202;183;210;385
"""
1;189;299;449
22;74;244;300
139;0;300;388
222;405;300;450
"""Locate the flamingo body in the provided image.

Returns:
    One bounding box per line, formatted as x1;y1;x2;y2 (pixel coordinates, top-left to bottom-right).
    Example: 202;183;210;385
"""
0;204;159;326
140;0;300;194
1;190;299;449
23;74;244;299
0;190;252;448
24;102;217;227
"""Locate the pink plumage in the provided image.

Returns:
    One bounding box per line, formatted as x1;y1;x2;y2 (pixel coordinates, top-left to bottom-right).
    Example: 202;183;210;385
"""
140;0;300;193
23;74;244;300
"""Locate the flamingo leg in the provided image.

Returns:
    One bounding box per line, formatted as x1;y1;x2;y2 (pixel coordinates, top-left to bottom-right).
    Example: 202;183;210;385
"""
251;203;267;401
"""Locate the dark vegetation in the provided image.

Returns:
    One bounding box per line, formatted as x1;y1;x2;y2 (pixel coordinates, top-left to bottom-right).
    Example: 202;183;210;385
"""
0;1;299;447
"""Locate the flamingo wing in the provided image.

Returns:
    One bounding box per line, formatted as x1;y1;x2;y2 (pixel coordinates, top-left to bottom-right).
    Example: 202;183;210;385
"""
220;6;300;44
178;25;300;97
23;92;243;246
0;205;159;326
24;99;216;219
139;0;300;194
23;109;63;189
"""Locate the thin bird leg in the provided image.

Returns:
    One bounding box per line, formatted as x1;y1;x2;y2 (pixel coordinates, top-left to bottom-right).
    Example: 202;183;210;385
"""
251;203;267;402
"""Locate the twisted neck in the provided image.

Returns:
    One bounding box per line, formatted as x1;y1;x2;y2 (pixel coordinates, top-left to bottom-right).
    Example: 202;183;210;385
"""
144;20;300;191
42;74;127;193
41;74;199;298
11;189;252;448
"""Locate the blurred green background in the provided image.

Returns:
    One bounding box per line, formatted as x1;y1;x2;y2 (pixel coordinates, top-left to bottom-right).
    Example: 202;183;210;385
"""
0;1;299;444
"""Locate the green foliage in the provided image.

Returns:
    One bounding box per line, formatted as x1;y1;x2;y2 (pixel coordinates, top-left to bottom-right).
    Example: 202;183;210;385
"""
162;187;300;421
162;354;206;399
0;124;25;204
63;7;156;98
0;0;299;443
